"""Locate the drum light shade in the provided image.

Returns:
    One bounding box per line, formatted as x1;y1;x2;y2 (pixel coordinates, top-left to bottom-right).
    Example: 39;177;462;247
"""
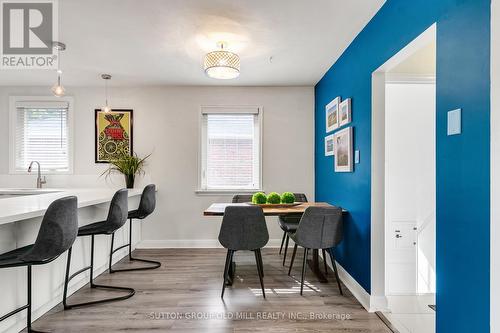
204;43;240;80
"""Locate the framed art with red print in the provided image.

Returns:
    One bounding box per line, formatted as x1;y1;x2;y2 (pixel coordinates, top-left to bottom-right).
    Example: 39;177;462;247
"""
95;109;133;163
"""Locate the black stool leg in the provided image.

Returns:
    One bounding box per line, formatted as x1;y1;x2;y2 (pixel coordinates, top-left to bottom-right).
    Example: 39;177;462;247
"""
63;235;135;309
288;244;298;276
109;218;161;273
0;266;46;333
26;265;47;333
300;248;308;295
282;235;290;266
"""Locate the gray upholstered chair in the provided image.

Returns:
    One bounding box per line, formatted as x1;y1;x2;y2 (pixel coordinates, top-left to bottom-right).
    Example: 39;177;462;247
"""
109;184;159;273
0;196;78;333
279;193;308;266
231;194;255;203
218;205;269;298
63;189;135;309
287;206;343;295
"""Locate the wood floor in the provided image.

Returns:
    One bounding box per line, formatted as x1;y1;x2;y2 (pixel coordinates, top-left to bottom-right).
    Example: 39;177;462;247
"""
29;248;391;333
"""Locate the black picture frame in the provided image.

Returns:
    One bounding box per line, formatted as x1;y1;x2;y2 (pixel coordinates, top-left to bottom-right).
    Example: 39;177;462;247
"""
94;109;134;163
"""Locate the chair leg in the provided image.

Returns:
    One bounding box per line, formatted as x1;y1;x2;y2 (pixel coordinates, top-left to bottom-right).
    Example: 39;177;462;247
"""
300;248;308;295
328;248;343;295
221;249;234;298
282;235;290;266
256;249;264;278
254;249;266;298
64;234;135;309
288;244;298;276
322;249;328;275
109;218;161;273
279;231;286;254
0;266;48;333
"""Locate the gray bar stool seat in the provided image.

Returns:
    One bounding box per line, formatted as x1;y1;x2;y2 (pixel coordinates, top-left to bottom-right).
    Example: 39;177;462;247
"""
0;196;78;333
109;184;160;273
287;206;344;295
63;189;135;309
218;205;269;298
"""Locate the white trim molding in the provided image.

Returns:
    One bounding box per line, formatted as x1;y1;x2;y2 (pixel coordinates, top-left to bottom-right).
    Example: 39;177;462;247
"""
137;238;283;249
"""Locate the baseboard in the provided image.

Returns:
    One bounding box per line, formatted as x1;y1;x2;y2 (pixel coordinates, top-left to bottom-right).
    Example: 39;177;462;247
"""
320;253;388;312
334;261;372;311
4;243;133;333
136;239;283;249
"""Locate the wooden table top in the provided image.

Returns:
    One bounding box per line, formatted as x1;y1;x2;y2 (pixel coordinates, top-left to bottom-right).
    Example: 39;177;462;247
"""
203;202;342;216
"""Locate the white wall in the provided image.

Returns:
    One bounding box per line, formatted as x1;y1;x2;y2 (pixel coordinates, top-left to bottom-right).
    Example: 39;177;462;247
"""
491;0;500;331
385;82;436;295
0;85;315;246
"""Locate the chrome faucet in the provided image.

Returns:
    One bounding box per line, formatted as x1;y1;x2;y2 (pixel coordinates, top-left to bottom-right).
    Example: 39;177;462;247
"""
28;161;46;189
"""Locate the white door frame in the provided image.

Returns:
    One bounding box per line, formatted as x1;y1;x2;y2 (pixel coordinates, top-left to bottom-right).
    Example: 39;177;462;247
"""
370;23;437;311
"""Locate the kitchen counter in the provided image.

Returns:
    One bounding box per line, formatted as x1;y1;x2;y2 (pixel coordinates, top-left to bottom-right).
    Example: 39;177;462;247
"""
0;187;143;225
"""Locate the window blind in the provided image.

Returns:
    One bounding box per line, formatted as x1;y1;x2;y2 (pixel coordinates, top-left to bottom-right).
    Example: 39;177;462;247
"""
202;113;260;190
14;105;70;173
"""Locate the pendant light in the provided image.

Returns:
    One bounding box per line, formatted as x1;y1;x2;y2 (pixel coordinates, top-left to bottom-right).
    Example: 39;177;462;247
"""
51;41;66;97
101;74;112;113
204;42;240;79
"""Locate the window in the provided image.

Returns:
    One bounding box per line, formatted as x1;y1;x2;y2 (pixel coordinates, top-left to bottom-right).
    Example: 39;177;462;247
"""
199;106;262;191
10;98;73;174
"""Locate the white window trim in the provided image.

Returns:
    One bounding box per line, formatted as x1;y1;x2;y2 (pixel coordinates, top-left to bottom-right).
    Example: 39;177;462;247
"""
197;105;263;194
9;96;75;175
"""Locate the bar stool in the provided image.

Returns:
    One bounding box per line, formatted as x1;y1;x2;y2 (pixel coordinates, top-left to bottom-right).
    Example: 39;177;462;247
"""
109;184;160;273
63;189;135;309
0;196;78;333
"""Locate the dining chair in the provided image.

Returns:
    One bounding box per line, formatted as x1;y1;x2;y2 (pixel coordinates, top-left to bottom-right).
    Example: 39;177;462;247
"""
218;205;269;298
279;193;308;266
231;194;255;203
0;196;78;332
287;206;343;295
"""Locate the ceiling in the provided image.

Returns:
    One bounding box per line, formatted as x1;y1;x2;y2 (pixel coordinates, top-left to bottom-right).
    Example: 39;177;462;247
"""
0;0;385;86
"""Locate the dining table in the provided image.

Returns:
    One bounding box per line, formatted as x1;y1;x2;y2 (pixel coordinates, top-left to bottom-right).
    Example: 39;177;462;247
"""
204;202;346;285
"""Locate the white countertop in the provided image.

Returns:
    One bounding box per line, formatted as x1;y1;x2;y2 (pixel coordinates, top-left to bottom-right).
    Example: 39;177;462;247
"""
0;187;143;225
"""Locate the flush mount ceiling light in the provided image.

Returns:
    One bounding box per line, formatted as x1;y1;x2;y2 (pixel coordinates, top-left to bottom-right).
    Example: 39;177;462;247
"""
204;42;240;80
101;74;112;113
51;41;66;97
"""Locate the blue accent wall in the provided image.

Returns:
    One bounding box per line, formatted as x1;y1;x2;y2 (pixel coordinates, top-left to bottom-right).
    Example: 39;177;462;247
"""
314;0;490;332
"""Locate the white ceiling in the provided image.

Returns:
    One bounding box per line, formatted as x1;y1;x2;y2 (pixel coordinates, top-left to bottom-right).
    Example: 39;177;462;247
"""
0;0;385;86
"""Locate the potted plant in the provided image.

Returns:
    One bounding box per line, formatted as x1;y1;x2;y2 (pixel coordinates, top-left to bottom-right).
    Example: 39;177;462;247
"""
102;152;151;188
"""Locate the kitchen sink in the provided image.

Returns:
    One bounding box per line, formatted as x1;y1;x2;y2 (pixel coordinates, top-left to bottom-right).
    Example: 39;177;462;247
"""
0;188;61;199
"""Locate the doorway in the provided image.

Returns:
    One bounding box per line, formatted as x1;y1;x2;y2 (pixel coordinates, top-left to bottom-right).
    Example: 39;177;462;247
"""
371;24;436;333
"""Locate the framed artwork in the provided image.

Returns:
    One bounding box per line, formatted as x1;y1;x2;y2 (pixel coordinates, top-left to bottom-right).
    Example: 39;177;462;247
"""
334;127;353;172
339;98;351;127
95;109;133;163
325;134;335;156
325;97;340;132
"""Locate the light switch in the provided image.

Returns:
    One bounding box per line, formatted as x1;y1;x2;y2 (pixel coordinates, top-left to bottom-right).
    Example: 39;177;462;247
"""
447;109;461;136
355;150;360;164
